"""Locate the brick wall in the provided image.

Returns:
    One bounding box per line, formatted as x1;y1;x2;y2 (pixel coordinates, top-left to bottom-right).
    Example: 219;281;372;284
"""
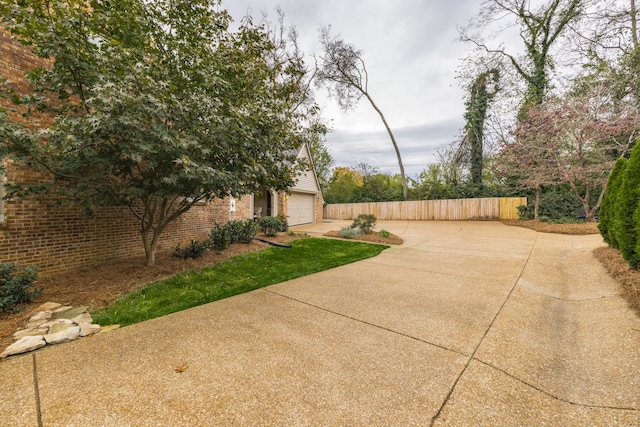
0;183;252;275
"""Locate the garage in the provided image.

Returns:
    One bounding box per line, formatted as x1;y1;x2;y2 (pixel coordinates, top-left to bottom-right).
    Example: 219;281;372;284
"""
287;192;315;225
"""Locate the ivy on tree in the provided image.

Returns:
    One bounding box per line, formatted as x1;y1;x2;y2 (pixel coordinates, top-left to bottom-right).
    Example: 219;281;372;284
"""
460;0;582;116
0;0;317;265
462;68;499;186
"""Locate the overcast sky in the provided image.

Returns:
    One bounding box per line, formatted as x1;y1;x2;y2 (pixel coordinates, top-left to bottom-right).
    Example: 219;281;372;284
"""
223;0;483;177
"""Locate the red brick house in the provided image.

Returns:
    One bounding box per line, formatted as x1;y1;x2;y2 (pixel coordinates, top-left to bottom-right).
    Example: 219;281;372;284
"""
0;29;323;275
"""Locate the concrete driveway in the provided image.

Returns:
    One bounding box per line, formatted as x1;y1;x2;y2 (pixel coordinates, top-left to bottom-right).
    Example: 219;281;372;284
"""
1;221;639;426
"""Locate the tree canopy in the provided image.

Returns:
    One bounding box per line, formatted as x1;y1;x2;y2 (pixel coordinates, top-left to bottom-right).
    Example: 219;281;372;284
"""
0;0;318;264
460;0;582;115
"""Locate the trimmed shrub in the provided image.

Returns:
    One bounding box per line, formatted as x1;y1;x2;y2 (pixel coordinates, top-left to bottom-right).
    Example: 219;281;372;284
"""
260;216;283;237
351;214;377;234
173;240;209;259
277;214;289;232
599;157;627;248
210;223;231;251
379;229;391;238
0;263;41;313
616;143;640;267
210;219;260;251
226;219;259;243
340;227;364;239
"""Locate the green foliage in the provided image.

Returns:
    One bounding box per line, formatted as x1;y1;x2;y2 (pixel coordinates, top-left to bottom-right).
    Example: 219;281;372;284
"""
173;240;209;260
599;158;627;248
276;214;289;232
0;263;41;313
616;144;640;267
225;219;260;244
379;229;391;238
323;167;363;204
305;120;334;190
463;69;499;185
0;0;316;265
259;216;283;237
209;223;231;252
210;219;259;251
516;186;585;221
92;238;389;326
340;227;364;239
351;214;377;234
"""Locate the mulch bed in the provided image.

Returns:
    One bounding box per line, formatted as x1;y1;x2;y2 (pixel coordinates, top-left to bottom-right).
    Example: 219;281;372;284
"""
593;246;640;317
323;231;404;245
501;219;600;235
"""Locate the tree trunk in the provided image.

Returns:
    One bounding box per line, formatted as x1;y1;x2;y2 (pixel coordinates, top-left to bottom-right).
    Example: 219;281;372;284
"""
364;93;408;201
141;228;156;266
585;186;607;222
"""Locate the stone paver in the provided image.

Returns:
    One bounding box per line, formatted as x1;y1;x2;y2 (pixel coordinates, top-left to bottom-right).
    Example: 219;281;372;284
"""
0;220;638;426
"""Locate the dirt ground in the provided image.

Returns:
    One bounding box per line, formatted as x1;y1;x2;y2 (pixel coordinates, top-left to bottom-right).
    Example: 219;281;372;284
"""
2;221;639;353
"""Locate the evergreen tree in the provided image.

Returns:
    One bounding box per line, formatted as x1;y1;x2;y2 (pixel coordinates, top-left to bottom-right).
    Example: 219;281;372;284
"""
598;157;627;248
615;143;640;266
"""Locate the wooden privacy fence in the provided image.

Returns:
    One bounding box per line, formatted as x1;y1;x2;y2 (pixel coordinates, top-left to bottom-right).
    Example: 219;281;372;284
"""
323;197;527;221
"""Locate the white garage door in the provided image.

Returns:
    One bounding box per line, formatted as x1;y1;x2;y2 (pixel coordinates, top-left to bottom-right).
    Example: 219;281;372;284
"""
288;192;315;225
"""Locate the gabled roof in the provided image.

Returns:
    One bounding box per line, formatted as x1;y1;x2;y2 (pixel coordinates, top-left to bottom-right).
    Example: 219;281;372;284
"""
291;143;322;196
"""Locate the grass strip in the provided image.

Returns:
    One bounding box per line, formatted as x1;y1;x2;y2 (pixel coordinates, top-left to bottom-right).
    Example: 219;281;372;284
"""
92;237;388;326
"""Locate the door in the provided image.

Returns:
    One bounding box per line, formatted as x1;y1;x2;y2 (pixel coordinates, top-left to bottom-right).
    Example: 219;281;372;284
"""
287;192;315;225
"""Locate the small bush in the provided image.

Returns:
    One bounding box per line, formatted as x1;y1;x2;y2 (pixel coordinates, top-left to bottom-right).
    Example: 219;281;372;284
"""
226;219;259;243
340;227;364;239
260;216;283;237
173;240;209;259
210;223;231;251
379;229;391;238
277;214;289;232
351;214;377;234
0;263;41;313
210;219;259;251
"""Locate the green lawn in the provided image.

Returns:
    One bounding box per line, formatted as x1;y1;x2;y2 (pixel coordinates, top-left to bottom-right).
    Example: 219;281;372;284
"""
92;237;388;327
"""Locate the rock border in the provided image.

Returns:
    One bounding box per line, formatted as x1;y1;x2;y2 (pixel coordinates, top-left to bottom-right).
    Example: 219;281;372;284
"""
1;302;106;358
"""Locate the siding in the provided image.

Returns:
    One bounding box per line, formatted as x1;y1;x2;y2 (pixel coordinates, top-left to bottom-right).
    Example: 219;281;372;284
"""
291;145;321;193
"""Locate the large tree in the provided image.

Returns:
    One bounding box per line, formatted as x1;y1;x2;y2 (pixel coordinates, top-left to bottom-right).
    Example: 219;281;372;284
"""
316;27;409;201
461;68;500;185
460;0;583;115
572;0;640;106
323;166;363;204
501;86;640;221
0;0;316;265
